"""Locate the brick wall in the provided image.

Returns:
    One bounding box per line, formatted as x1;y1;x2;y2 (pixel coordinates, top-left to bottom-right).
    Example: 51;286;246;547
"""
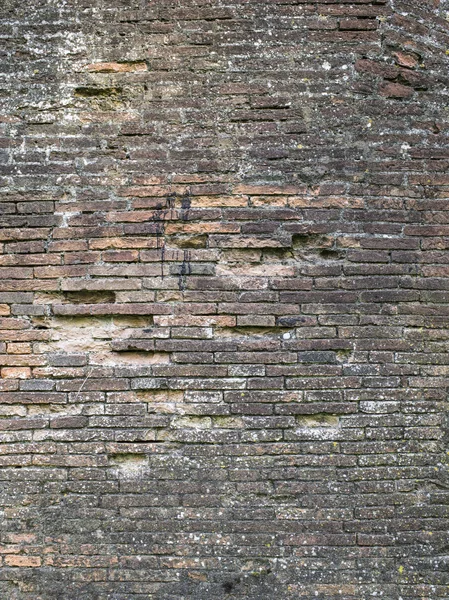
1;0;448;598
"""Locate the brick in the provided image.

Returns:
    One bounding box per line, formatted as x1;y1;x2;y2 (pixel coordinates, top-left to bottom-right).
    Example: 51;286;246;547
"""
0;0;446;594
0;303;10;315
1;367;31;379
379;82;414;98
5;556;42;567
393;51;419;68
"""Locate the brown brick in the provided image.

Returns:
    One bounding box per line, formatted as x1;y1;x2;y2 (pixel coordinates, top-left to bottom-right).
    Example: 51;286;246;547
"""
1;367;32;379
379;82;414;98
5;556;42;567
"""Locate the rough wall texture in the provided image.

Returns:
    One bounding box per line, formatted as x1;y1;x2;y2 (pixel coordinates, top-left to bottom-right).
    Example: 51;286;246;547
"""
0;0;448;598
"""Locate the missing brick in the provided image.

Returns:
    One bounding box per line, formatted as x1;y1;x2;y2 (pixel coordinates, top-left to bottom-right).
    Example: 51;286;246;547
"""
109;453;148;476
63;290;116;304
292;234;333;249
171;234;207;249
74;86;122;98
296;414;340;427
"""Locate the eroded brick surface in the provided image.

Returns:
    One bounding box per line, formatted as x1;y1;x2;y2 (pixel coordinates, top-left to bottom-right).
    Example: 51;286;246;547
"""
0;0;448;598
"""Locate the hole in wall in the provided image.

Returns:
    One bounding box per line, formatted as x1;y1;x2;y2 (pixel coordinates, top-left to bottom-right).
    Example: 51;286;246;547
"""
74;87;122;97
109;453;148;476
296;414;340;427
64;290;116;304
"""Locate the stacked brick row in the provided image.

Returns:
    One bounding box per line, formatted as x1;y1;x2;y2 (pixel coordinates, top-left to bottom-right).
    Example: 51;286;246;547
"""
0;0;448;598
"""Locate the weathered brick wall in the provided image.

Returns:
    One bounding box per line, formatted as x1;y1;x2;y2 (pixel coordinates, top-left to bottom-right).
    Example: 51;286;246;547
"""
1;0;448;598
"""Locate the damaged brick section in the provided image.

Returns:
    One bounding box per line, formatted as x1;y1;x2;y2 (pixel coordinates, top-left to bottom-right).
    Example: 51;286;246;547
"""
0;0;448;599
